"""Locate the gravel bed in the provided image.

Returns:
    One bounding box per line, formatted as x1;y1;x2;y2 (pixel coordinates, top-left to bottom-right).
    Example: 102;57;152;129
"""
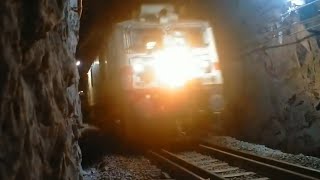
210;165;230;170
82;154;169;180
205;136;320;170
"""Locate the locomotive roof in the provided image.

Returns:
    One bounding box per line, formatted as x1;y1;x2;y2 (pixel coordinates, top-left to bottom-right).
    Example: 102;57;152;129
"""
117;19;210;29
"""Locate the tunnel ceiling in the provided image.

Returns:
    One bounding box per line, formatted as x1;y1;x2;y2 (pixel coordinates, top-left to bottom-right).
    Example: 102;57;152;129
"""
76;0;218;65
77;0;314;70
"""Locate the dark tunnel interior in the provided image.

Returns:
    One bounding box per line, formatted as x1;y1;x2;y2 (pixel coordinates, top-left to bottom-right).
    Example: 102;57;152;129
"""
76;0;320;158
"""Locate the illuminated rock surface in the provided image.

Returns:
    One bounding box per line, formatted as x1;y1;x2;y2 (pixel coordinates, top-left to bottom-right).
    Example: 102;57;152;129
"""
0;0;82;179
215;0;320;155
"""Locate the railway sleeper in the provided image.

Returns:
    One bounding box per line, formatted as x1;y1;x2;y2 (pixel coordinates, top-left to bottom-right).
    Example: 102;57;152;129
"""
147;151;206;180
221;172;255;178
200;141;320;179
210;167;239;173
198;144;318;180
161;149;227;180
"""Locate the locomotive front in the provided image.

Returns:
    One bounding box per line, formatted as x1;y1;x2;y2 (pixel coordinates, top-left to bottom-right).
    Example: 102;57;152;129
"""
84;5;224;144
113;6;225;142
121;21;224;116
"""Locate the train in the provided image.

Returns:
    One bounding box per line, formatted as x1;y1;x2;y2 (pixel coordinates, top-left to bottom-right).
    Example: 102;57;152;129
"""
85;4;224;144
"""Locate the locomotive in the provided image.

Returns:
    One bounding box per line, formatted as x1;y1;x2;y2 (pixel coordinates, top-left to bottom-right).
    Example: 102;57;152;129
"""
86;4;224;144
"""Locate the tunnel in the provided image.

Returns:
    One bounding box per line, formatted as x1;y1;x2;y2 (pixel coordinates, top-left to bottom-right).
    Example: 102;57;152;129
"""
1;0;320;179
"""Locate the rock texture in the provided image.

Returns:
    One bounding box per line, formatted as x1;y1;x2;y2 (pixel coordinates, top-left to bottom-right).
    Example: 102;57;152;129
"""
211;0;320;155
0;0;82;179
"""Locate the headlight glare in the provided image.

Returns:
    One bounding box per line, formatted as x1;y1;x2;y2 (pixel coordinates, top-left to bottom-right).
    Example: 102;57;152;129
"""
199;60;210;68
132;63;144;73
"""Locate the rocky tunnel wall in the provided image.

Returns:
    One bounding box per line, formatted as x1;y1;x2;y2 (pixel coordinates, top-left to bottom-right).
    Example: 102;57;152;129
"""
242;1;320;155
204;0;320;155
0;0;82;179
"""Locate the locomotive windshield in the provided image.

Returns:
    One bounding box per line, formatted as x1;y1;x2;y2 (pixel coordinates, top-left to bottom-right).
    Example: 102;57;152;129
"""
168;27;207;48
129;28;163;52
128;26;208;52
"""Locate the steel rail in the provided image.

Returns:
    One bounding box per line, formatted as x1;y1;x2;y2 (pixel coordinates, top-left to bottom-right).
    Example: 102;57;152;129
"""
198;144;318;180
159;149;227;180
147;150;206;180
200;142;320;179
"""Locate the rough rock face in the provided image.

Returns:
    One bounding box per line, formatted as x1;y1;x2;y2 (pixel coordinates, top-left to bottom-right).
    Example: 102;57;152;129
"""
0;0;82;179
216;0;320;155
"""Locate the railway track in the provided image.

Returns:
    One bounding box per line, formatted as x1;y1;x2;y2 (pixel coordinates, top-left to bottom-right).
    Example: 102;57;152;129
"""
147;142;320;180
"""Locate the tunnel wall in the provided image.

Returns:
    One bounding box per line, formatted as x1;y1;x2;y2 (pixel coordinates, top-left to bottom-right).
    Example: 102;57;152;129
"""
0;0;82;179
208;0;320;155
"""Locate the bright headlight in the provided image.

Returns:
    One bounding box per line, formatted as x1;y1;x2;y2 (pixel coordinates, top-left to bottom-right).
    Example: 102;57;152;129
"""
132;63;144;73
199;60;210;68
152;46;200;88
